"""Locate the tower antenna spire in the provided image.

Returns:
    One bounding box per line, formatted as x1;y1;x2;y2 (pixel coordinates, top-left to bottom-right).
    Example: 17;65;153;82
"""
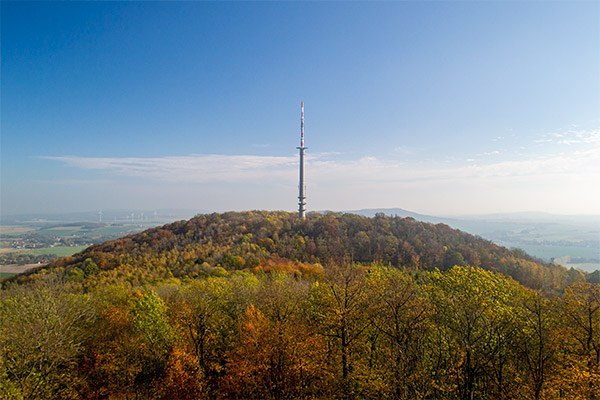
297;101;306;218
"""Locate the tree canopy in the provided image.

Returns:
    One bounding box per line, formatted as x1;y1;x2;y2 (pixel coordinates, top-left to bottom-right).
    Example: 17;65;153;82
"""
1;212;595;399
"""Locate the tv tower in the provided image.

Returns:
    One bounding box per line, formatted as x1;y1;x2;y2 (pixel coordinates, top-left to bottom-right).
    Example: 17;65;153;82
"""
297;101;307;218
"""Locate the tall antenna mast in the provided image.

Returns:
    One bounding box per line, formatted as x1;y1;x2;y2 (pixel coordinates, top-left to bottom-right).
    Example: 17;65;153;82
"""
297;101;306;218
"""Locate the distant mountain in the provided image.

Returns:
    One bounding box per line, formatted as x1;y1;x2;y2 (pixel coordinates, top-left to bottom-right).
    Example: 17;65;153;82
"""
347;208;600;227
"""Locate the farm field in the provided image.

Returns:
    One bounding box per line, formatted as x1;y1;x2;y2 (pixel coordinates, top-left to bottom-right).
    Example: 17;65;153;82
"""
0;245;88;256
0;264;40;276
0;226;36;235
27;245;89;256
0;210;197;276
0;220;163;272
498;242;600;272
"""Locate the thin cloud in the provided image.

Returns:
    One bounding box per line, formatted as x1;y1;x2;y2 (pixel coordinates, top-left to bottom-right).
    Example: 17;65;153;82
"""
31;145;600;216
42;146;599;185
39;138;599;205
41;154;298;183
557;129;600;145
536;129;600;146
32;179;114;185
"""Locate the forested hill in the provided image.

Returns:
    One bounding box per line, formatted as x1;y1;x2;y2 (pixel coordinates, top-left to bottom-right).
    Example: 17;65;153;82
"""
9;211;587;291
2;211;599;400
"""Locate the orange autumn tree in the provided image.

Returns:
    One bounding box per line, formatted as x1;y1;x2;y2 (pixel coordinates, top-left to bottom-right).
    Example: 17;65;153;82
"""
558;282;600;400
223;273;330;399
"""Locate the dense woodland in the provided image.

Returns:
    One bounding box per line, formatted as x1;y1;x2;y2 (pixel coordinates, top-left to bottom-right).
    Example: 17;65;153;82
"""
1;211;599;399
6;211;593;291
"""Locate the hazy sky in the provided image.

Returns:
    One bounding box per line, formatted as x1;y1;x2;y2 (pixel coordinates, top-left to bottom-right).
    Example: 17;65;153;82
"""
2;1;599;217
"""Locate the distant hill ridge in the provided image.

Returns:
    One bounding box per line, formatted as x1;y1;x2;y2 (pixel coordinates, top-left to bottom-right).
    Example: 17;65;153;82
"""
7;210;590;291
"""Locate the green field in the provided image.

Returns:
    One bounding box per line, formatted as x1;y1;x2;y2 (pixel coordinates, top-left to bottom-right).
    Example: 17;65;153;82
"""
30;223;150;238
0;226;36;236
36;227;84;236
1;245;89;257
502;242;600;261
0;272;16;279
93;225;147;235
27;245;89;257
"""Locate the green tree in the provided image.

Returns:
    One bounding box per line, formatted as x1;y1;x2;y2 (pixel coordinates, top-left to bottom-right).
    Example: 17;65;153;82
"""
559;282;600;399
130;289;176;392
307;264;373;398
0;277;93;399
367;267;432;399
513;291;561;400
428;266;520;400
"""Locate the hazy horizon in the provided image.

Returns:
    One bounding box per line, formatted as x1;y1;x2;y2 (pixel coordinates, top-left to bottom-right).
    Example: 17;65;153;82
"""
3;206;600;222
2;2;599;217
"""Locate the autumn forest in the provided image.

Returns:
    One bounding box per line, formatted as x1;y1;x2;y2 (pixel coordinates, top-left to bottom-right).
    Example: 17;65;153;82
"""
1;211;598;399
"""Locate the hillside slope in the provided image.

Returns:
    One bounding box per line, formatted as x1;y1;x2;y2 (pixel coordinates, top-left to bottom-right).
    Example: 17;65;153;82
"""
2;211;599;400
7;211;585;291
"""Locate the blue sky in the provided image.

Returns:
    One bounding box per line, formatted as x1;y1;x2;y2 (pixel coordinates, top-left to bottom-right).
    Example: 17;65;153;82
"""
2;1;599;217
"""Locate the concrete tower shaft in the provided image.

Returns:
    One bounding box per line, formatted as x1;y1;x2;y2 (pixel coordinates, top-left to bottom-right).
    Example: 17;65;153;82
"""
297;102;306;218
